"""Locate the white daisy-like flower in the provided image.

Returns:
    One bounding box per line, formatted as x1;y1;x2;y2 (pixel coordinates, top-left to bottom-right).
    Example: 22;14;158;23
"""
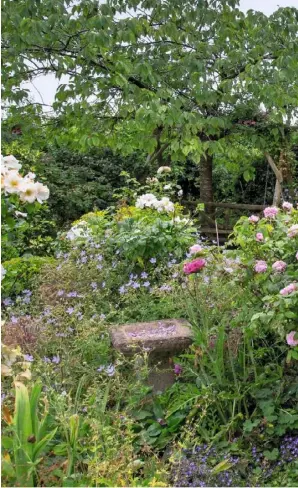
19;181;37;203
2;155;22;171
3;171;24;194
35;182;50;203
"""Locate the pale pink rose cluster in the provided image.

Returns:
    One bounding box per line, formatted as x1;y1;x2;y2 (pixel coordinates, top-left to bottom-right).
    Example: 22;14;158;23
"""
249;215;259;224
189;244;203;255
282;201;293;212
280;283;297;296
272;260;287;273
288;224;298;238
256;232;264;242
263;206;279;219
286;331;298;347
254;260;267;273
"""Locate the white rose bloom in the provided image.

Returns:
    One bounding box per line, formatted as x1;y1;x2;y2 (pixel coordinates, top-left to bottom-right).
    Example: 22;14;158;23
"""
135;193;159;209
3;171;24;194
24;172;36;181
1;265;6;281
164;184;171;190
19;181;37;203
157;166;171;174
35;182;50;203
15;211;28;218
3;155;22;171
156;197;175;213
178;189;183;197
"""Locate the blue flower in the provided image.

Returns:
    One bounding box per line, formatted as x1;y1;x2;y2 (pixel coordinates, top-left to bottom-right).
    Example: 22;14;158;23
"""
143;281;150;287
52;355;60;364
10;316;18;324
96;264;103;270
132;282;140;289
57;290;65;296
97;254;103;261
66;307;74;315
141;272;148;279
67;291;78;297
149;258;157;264
23;289;32;296
24;354;34;362
3;298;13;306
119;286;126;294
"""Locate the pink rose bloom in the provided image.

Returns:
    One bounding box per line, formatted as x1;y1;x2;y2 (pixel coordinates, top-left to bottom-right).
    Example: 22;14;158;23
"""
282;201;293;212
288;224;298;238
296;251;298;260
286;331;298;347
256;232;264;242
183;258;206;274
189;244;203;255
249;215;259;223
280;283;297;296
272;260;287;273
254;260;267;273
263;206;279;219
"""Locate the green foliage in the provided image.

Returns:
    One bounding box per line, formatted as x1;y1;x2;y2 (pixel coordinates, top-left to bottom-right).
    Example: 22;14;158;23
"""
2;256;55;298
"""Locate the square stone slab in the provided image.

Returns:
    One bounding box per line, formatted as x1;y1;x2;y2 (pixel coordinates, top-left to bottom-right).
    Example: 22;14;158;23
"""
110;318;193;356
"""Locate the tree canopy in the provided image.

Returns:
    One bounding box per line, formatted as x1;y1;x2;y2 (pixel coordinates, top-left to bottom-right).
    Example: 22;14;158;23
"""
2;0;298;205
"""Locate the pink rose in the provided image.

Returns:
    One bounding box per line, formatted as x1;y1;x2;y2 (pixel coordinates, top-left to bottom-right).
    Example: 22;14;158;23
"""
189;244;203;255
256;232;264;242
263;206;279;219
280;283;297;296
288;225;298;238
183;258;206;275
296;251;298;260
272;260;287;273
254;260;267;273
282;201;293;212
249;215;259;223
286;331;298;347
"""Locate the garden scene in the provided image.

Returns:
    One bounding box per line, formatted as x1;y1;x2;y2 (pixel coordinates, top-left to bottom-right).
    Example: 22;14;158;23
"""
1;0;298;486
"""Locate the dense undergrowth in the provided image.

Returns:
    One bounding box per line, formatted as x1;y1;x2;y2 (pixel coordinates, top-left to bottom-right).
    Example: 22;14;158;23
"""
2;188;298;486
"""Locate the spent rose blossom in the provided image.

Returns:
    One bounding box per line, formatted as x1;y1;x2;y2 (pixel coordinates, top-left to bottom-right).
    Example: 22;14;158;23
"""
189;244;203;255
183;258;206;274
288;224;298;238
254;260;267;273
280;283;297;296
249;215;259;223
256;232;264;242
286;331;298;347
282;201;293;212
263;206;279;219
157;166;171;174
272;260;287;273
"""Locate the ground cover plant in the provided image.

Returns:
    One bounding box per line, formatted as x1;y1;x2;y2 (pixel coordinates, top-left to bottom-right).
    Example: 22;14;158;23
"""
1;156;298;487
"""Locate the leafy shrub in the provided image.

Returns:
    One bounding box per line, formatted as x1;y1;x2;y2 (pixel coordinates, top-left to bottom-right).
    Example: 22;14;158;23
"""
1;256;55;298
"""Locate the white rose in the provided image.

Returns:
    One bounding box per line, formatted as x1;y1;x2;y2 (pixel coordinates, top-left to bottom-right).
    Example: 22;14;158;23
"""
35;182;50;203
19;181;37;203
3;155;22;171
3;171;24;194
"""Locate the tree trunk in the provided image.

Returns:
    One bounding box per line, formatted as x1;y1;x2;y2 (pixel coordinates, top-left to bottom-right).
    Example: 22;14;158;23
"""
265;153;283;207
200;153;214;217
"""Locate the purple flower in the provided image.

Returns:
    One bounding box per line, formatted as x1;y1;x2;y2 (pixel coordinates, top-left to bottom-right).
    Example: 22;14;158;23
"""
96;264;103;270
97;254;103;261
24;354;34;362
23;289;32;296
10;316;18;324
56;264;62;270
57;290;65;296
150;258;157;264
160;284;172;292
100;313;106;320
66;307;74;315
143;281;150;287
67;291;78;298
52;355;60;364
43;356;51;363
132;282;140;289
81;256;88;264
91;282;97;290
172;272;179;278
119;286;126;294
81;250;86;256
3;298;13;306
141;272;148;279
174;364;182;375
106;364;115;376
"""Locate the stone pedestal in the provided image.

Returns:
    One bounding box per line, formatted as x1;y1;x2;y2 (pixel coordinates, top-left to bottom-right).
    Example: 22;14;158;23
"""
110;319;193;393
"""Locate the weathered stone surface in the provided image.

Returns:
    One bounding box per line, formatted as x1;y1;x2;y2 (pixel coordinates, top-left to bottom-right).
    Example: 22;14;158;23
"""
110;319;193;356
